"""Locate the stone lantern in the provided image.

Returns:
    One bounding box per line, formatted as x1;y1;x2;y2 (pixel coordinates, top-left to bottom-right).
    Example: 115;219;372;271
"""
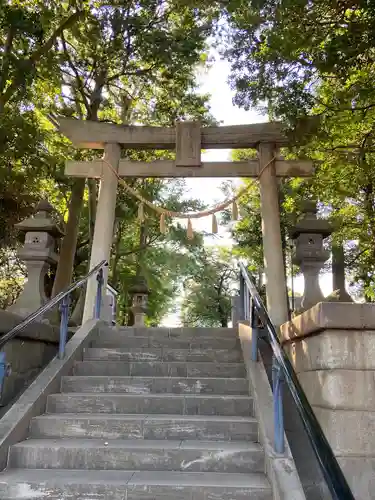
290;200;332;311
129;276;150;327
9;200;64;318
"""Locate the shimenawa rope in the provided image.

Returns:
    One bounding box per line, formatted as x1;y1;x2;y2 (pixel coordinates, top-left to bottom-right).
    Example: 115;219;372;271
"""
101;155;276;239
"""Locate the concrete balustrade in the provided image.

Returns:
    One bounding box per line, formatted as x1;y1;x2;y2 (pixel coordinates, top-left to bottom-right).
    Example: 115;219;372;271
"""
280;301;375;500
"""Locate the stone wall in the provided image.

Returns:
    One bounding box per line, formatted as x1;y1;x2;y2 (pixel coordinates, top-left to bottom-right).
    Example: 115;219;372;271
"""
280;302;375;500
0;311;59;413
1;338;57;411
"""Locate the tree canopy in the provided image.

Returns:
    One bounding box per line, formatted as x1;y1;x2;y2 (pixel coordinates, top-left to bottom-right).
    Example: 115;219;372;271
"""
0;0;223;323
221;0;375;300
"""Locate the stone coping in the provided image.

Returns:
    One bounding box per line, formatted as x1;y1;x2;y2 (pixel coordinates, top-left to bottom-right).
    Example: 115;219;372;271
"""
0;310;61;344
0;319;99;471
280;302;375;344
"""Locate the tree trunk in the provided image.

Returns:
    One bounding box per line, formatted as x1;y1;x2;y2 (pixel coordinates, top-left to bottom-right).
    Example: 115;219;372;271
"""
217;298;228;327
88;179;98;241
363;179;375;301
278;183;290;318
332;242;352;302
216;273;229;328
127;308;134;326
70;178;99;324
220;316;228;328
137;222;147;274
111;221;123;288
69;85;105;324
52;178;85;296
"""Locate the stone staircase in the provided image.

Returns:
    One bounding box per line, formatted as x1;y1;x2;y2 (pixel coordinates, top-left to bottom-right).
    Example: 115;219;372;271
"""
0;327;273;499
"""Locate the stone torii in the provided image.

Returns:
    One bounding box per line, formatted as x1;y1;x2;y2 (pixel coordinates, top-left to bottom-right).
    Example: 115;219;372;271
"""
55;118;313;327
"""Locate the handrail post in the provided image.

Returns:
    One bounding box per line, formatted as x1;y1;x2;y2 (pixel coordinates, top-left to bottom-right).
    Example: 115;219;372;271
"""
0;352;10;400
94;268;104;319
272;356;285;453
250;300;258;362
239;273;245;320
58;295;70;360
244;287;248;320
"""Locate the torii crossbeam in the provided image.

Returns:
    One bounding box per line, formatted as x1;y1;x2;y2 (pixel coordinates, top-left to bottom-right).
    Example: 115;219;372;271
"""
55;118;313;327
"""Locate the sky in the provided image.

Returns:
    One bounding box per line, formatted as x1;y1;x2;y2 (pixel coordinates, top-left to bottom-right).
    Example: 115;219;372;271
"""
161;55;333;326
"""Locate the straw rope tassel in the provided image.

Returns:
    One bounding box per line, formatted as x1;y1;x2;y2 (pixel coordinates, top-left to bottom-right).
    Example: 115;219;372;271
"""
212;213;218;234
160;213;167;234
187;218;194;240
138;202;145;222
232;200;239;221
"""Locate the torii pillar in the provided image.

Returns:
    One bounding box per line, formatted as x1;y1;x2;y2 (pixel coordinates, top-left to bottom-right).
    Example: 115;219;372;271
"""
258;144;289;327
82;143;120;323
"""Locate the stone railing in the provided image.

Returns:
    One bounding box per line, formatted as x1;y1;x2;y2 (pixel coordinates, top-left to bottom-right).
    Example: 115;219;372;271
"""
280;302;375;500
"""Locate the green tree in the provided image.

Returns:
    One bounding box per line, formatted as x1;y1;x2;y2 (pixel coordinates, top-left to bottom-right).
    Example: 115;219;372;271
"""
222;1;375;127
222;0;375;299
0;0;221;322
0;1;85;113
45;0;217;296
181;247;237;327
0;0;87;239
0;1;88;301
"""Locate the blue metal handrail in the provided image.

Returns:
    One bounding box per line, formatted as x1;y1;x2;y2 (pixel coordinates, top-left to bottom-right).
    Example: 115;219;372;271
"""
0;260;107;396
239;262;355;500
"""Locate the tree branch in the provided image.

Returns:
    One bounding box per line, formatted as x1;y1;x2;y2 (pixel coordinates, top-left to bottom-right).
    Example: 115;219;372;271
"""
0;10;85;110
0;26;15;93
120;234;161;258
87;70;107;120
61;33;90;112
347;247;370;267
29;11;85;65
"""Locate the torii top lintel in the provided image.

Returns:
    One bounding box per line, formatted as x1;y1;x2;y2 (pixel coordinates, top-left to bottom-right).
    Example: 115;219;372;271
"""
55;117;289;150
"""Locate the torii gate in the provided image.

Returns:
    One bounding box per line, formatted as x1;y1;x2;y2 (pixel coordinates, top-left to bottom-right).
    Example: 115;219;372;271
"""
56;118;313;327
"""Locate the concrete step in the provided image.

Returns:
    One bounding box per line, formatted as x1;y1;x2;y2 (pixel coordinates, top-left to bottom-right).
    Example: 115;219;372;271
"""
30;413;258;441
0;469;273;500
92;333;240;350
100;327;237;339
61;375;249;395
84;347;243;363
74;360;246;378
47;393;254;417
9;438;264;474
